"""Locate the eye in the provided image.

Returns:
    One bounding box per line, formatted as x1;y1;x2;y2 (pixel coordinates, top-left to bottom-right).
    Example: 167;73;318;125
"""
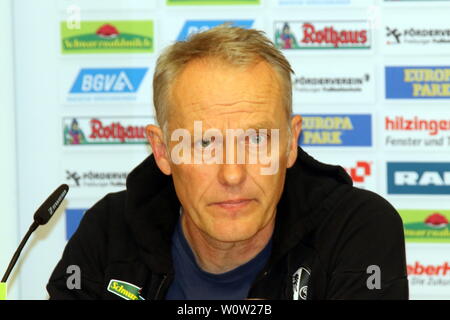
248;133;268;145
195;137;215;149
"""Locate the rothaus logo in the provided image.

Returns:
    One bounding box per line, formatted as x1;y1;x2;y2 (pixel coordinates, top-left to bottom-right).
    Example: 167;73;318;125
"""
274;20;371;50
387;162;450;195
177;20;254;41
70;68;148;94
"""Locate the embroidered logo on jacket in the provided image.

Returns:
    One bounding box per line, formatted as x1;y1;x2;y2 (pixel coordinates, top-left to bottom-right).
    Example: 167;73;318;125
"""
107;279;145;300
292;267;311;300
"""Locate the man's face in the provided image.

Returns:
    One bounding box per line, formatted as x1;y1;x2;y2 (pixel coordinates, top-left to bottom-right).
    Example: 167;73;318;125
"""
151;58;300;243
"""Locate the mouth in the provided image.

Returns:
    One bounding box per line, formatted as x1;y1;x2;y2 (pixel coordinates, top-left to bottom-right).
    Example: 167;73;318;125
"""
210;198;254;211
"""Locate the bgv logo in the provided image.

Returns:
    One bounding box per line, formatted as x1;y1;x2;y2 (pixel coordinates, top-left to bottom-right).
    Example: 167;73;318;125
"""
70;68;148;94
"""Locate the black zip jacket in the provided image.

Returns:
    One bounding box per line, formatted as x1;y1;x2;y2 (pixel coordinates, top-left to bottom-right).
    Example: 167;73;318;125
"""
47;147;409;300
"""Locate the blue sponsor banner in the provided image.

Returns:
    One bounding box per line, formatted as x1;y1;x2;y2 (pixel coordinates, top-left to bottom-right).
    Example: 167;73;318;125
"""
385;66;450;99
177;20;254;41
298;114;372;146
70;68;148;94
387;162;450;195
66;209;87;240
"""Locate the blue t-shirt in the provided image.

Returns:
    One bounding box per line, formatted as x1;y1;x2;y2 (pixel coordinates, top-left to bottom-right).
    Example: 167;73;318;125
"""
165;217;272;300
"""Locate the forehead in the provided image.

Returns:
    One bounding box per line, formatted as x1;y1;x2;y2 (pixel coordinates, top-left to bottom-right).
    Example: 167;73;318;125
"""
168;57;284;129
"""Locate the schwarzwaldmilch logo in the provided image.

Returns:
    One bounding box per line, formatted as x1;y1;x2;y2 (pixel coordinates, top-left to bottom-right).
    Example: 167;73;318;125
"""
425;213;449;229
96;24;119;38
61;20;154;54
400;210;450;243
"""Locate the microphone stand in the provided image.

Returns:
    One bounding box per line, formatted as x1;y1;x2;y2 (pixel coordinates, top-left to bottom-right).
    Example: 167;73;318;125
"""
1;221;39;283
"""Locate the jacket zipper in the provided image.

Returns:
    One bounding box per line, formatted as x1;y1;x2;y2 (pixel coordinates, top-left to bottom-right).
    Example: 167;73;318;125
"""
154;274;168;300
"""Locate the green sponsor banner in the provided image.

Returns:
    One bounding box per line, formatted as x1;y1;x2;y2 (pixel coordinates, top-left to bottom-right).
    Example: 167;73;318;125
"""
0;283;6;300
61;20;154;54
167;0;259;5
400;210;450;243
107;280;144;300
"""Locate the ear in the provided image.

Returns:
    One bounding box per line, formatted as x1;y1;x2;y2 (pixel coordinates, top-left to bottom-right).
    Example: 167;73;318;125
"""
287;115;302;168
146;124;172;175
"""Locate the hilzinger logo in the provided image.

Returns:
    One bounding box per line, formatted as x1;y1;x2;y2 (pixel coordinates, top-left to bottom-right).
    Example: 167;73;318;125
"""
385;116;450;136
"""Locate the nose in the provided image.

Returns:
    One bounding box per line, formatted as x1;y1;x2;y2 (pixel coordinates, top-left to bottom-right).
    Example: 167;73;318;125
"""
218;163;246;187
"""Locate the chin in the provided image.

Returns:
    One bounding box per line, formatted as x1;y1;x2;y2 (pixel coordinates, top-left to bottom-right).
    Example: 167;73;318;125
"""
207;222;261;243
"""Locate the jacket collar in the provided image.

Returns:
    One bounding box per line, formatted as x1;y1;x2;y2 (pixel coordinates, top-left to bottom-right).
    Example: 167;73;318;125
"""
124;147;352;274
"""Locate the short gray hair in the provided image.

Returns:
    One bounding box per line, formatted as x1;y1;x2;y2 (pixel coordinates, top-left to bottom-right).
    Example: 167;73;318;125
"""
153;24;294;139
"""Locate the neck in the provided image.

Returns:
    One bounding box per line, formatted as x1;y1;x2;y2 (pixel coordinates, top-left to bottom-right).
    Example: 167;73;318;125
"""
180;211;275;274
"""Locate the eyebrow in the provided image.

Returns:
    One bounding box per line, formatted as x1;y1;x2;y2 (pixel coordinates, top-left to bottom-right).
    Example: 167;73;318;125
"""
181;120;279;133
242;120;278;131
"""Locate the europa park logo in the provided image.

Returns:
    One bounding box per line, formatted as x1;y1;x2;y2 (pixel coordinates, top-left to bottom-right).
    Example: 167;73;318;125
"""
399;210;450;243
61;20;154;54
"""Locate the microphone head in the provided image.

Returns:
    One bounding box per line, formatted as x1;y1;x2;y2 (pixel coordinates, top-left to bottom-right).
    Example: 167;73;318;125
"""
33;184;69;226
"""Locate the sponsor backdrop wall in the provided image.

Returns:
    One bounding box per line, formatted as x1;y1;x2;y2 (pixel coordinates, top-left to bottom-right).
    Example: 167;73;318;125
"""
3;0;449;299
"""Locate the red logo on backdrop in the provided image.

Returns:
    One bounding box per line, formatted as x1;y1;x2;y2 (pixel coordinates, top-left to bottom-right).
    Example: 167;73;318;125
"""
345;161;371;183
301;23;368;48
425;213;449;229
89;119;146;142
96;24;120;38
407;262;450;276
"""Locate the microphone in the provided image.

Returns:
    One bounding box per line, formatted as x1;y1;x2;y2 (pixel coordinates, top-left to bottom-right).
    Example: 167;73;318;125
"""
1;184;69;283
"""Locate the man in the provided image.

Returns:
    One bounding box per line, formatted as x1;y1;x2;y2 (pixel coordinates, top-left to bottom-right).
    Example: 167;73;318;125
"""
47;26;408;300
